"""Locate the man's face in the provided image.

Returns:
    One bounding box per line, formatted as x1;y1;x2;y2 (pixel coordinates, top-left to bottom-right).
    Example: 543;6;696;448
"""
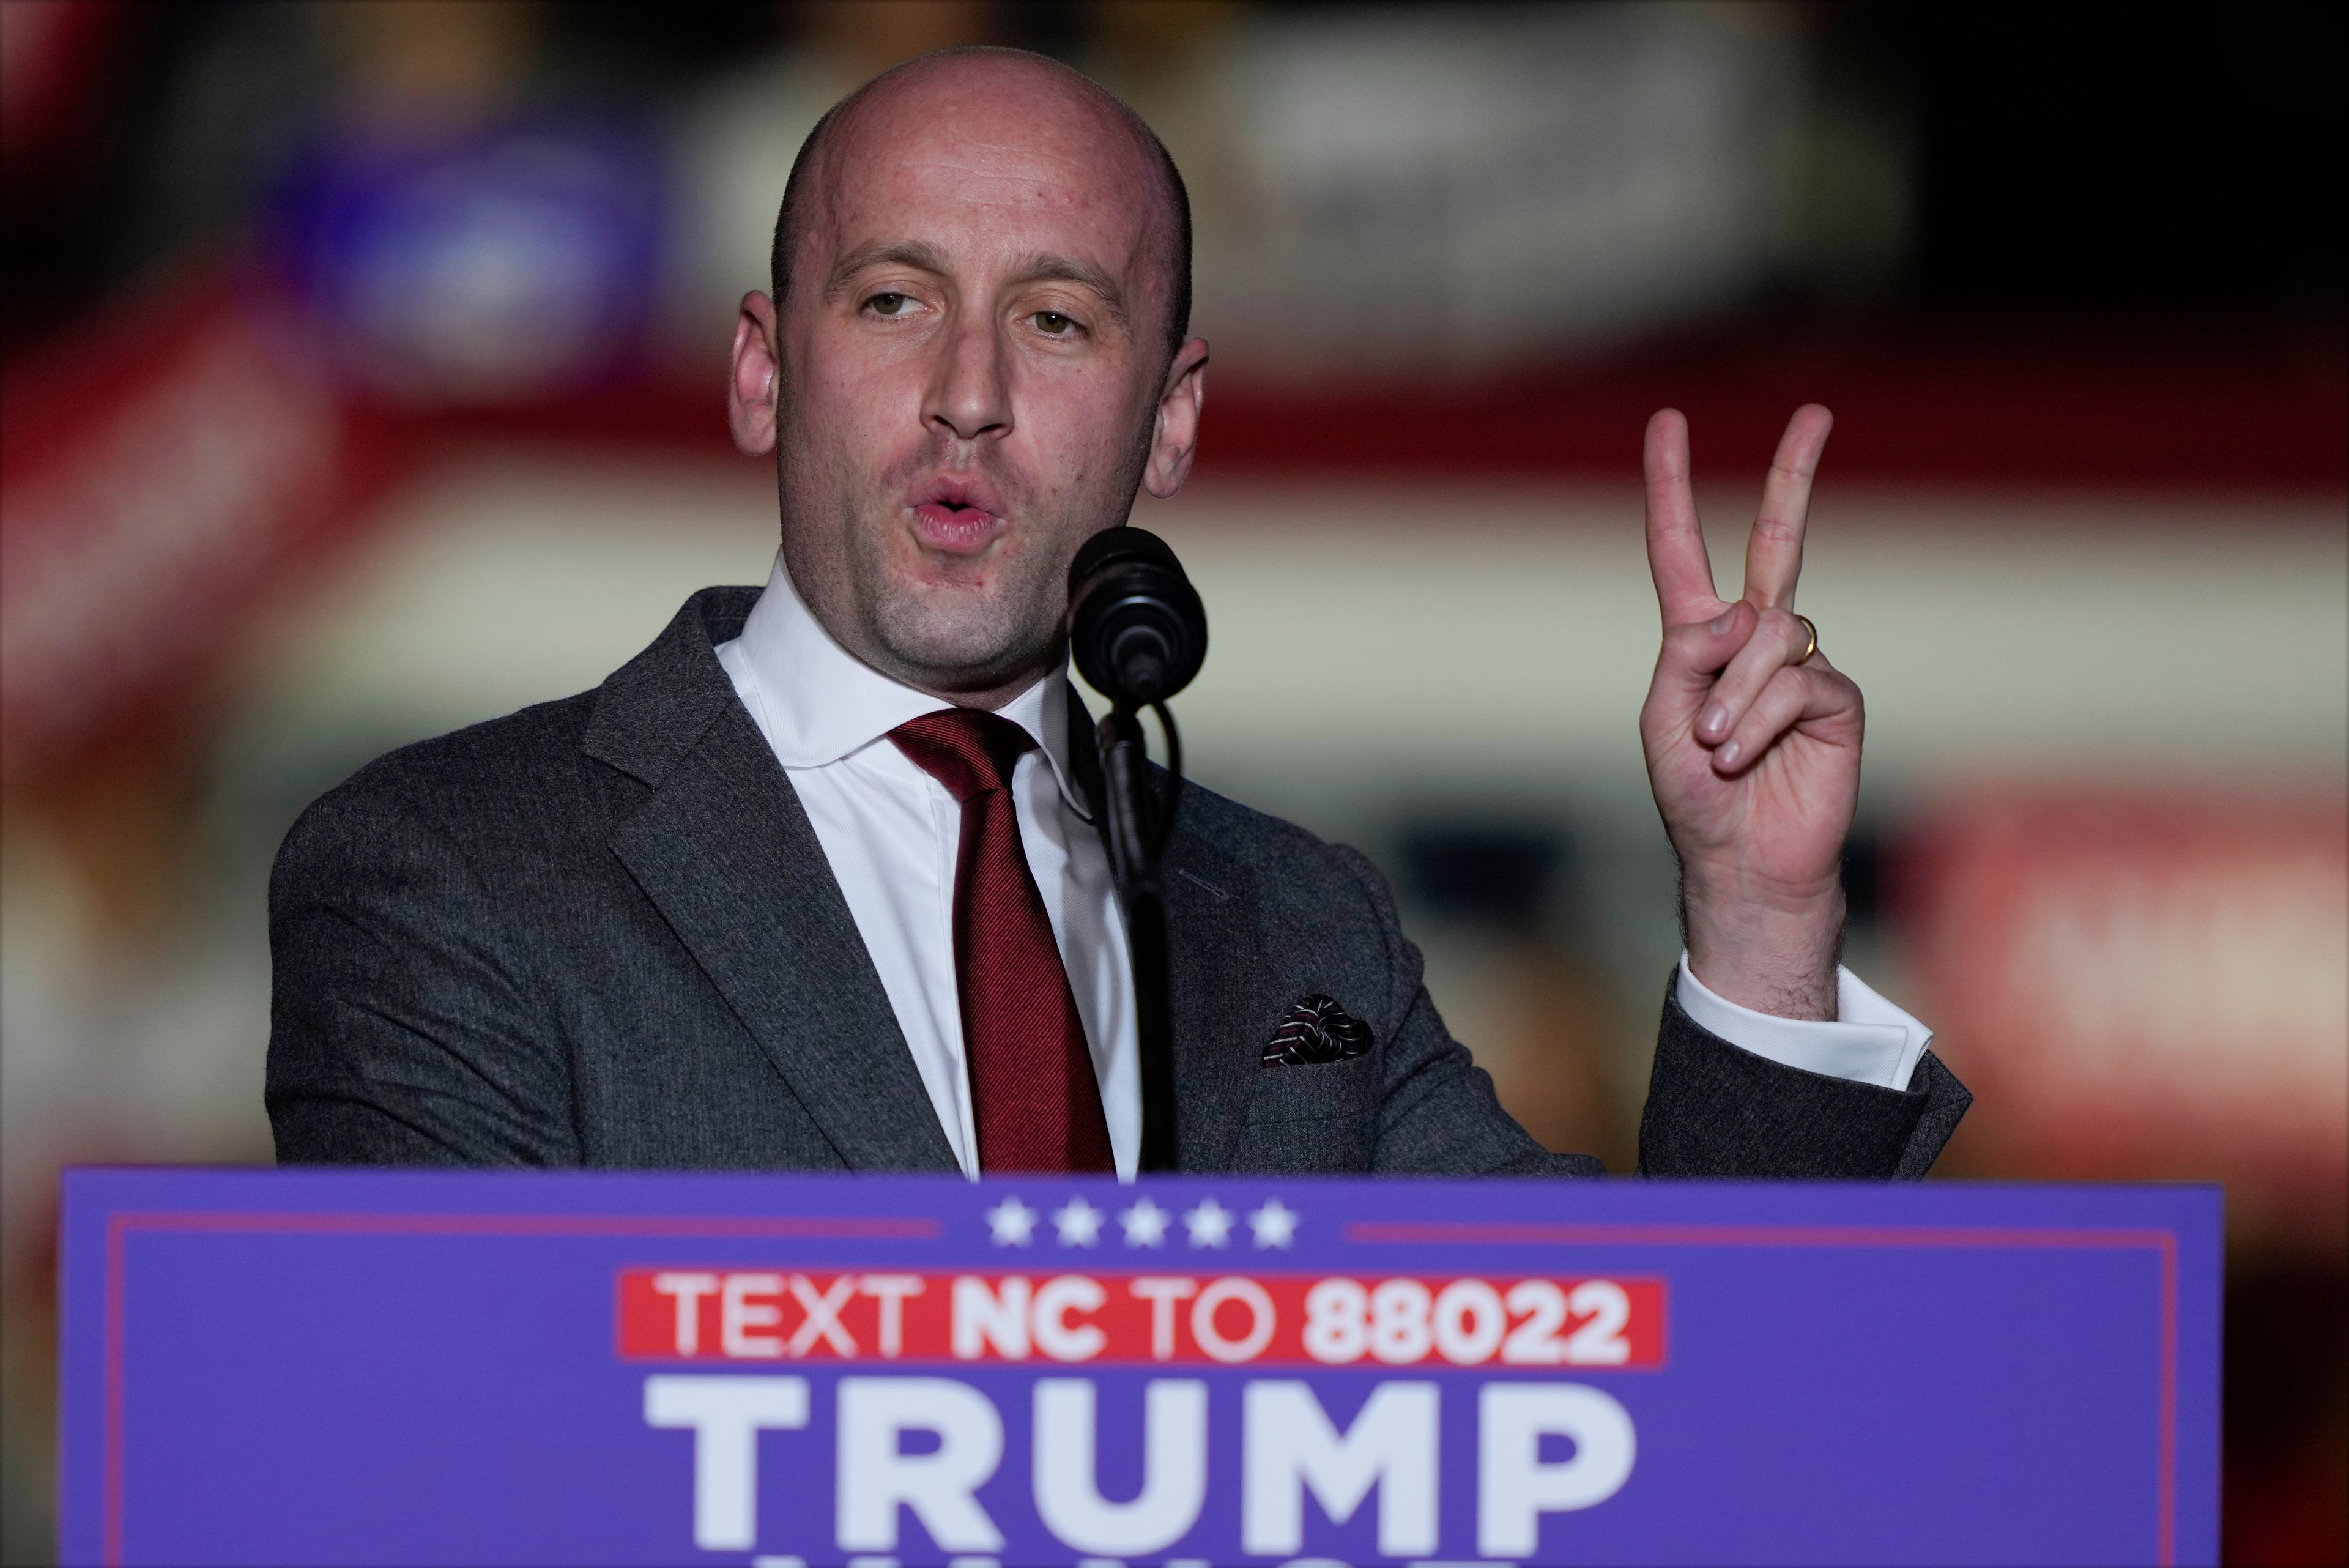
733;59;1206;703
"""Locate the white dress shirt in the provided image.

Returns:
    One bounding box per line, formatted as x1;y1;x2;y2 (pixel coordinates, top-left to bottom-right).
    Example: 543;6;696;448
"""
718;553;1934;1180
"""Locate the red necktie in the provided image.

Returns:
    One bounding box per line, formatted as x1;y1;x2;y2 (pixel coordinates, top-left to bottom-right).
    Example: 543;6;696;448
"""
890;709;1115;1173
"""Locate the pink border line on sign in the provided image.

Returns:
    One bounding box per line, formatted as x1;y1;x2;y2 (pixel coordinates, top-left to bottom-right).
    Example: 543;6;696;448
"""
100;1209;938;1567
1345;1220;2182;1568
101;1211;2180;1567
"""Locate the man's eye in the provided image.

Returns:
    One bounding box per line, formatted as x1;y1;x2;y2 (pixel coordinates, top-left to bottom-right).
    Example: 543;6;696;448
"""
867;292;912;316
1033;311;1077;335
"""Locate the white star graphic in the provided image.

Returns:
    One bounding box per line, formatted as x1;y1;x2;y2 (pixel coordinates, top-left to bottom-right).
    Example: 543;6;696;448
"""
1183;1198;1234;1248
1247;1198;1301;1249
984;1197;1036;1246
1118;1198;1171;1247
1052;1197;1105;1247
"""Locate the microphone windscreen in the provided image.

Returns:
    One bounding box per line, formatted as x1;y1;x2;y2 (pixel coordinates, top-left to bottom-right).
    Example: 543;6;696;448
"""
1066;527;1208;706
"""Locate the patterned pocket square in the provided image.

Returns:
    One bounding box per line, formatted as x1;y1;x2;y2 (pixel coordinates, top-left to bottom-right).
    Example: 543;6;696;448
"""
1262;993;1374;1066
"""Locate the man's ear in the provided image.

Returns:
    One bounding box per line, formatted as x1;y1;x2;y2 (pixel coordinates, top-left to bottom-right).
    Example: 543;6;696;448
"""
728;291;782;456
1142;336;1210;499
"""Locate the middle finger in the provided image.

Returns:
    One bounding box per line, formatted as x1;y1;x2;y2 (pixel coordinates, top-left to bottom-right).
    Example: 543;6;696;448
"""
1743;403;1833;609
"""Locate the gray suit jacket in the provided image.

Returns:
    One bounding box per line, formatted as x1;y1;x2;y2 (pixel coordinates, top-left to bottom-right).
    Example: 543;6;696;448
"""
267;588;1969;1177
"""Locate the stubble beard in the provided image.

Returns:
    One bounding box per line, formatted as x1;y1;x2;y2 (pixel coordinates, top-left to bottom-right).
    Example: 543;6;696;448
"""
778;437;1080;700
776;381;1163;701
852;505;1067;694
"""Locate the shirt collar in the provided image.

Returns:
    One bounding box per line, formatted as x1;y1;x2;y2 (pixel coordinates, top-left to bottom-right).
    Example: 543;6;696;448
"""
729;552;1091;818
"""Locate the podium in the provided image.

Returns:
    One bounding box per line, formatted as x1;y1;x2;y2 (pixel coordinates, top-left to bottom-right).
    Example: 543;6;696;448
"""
58;1169;2217;1566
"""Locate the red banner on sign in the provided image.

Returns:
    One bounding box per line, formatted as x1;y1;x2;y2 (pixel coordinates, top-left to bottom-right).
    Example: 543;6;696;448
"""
617;1269;1667;1371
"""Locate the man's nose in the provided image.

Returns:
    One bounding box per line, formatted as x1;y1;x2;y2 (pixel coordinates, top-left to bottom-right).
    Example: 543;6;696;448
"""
923;313;1012;445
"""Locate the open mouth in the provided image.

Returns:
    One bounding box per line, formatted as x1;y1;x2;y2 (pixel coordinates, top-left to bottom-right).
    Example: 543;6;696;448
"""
908;477;1008;555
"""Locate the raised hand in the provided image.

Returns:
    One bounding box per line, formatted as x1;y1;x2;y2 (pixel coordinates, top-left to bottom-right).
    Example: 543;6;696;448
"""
1639;405;1862;1021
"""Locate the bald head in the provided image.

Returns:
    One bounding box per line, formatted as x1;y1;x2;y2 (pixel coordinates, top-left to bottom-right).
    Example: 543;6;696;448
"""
771;47;1192;362
724;44;1211;707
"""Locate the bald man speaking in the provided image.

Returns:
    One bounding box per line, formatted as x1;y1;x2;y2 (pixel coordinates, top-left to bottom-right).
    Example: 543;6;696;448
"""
267;49;1968;1178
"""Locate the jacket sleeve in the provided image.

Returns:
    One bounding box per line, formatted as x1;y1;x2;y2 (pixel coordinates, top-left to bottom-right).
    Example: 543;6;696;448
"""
1636;976;1972;1178
1335;846;1969;1179
1330;847;1605;1178
265;775;582;1166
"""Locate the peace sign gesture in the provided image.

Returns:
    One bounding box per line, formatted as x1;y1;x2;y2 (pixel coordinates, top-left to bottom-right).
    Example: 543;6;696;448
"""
1639;405;1861;1021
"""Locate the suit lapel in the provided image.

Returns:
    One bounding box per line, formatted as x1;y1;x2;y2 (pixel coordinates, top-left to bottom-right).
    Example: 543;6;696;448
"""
1063;690;1267;1171
589;591;959;1174
1162;823;1270;1171
593;603;1268;1175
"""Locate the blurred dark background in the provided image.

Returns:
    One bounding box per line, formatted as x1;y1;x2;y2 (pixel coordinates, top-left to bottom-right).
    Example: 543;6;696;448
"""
3;4;2343;1562
10;4;2347;347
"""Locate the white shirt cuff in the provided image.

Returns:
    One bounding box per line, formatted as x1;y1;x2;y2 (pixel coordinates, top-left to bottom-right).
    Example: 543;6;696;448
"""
1674;954;1933;1092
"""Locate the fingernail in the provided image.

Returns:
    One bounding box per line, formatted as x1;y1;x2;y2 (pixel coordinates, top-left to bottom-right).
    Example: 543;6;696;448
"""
1701;704;1729;735
1709;608;1736;634
1716;739;1742;767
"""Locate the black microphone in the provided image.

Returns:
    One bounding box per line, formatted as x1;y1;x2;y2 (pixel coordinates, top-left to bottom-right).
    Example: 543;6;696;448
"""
1066;527;1201;1173
1066;526;1207;708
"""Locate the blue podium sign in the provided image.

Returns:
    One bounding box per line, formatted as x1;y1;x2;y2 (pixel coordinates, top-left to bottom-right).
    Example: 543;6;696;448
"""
58;1170;2216;1566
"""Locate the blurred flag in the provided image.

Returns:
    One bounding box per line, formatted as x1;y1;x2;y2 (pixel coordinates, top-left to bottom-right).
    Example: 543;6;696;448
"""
0;264;402;786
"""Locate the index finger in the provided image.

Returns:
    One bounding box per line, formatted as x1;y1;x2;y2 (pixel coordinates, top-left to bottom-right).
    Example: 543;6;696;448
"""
1743;403;1833;609
1643;407;1723;627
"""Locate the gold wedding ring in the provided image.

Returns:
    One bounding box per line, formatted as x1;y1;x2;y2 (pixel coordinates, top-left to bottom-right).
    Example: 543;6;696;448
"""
1793;614;1820;665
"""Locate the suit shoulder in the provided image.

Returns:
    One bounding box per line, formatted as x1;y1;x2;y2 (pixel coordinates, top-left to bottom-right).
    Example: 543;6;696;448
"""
1173;779;1324;858
278;691;610;871
1171;782;1392;910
